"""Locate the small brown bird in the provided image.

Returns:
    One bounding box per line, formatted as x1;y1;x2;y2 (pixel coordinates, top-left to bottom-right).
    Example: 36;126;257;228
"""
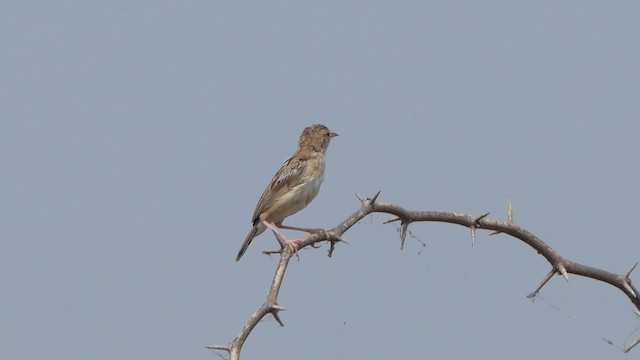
236;124;338;261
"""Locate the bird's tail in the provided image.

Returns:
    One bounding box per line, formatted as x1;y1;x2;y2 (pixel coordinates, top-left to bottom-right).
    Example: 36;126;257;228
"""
236;225;260;261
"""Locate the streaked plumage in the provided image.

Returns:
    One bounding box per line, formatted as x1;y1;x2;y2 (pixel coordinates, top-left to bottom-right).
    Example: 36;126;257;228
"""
236;124;338;261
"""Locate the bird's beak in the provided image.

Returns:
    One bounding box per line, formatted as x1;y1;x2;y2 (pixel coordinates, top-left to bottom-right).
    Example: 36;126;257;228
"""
330;132;338;138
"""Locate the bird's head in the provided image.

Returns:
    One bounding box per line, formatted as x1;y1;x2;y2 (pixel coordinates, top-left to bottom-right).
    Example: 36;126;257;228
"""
298;124;338;153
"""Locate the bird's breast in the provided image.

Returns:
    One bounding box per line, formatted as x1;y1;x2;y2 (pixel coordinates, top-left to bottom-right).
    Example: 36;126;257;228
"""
261;156;326;223
303;167;324;205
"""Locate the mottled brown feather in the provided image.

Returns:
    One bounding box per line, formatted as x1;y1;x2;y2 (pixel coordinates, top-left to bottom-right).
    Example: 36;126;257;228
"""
251;157;304;225
236;124;337;261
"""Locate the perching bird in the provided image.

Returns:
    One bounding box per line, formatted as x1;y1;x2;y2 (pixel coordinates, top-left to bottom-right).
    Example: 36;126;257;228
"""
235;124;338;261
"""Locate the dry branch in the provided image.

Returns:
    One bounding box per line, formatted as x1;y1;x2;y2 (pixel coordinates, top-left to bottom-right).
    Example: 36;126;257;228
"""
208;193;640;358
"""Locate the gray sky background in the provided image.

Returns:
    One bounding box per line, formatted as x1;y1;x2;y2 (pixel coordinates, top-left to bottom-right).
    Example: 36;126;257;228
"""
3;1;640;359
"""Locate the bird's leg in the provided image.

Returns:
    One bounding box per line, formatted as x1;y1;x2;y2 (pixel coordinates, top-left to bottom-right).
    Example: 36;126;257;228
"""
262;220;299;256
276;222;329;240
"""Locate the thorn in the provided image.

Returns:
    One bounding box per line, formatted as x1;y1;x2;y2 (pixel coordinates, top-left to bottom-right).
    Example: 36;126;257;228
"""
626;262;638;278
507;196;513;223
624;337;640;353
370;191;381;204
474;212;490;226
337;238;349;244
384;217;401;224
330;236;349;245
270;304;286;327
470;226;477;248
633;309;640;317
272;311;285;327
527;268;556;299
623;280;636;298
400;221;409;250
489;230;501;236
326;234;348;257
558;264;569;281
355;193;365;203
206;345;230;352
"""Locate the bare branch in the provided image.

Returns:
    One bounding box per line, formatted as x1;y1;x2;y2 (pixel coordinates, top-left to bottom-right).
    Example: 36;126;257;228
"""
215;194;640;357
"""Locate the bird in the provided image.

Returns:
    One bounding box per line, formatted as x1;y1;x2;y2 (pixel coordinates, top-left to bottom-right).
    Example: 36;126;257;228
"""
235;124;338;261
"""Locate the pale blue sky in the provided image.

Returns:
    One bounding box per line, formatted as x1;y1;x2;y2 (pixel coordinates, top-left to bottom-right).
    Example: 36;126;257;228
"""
3;1;640;359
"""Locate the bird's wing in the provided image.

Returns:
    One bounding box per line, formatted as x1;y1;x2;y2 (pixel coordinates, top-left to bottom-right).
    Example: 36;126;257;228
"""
251;156;305;224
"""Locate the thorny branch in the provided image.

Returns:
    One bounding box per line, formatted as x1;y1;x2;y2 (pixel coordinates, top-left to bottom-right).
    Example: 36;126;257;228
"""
208;193;640;358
